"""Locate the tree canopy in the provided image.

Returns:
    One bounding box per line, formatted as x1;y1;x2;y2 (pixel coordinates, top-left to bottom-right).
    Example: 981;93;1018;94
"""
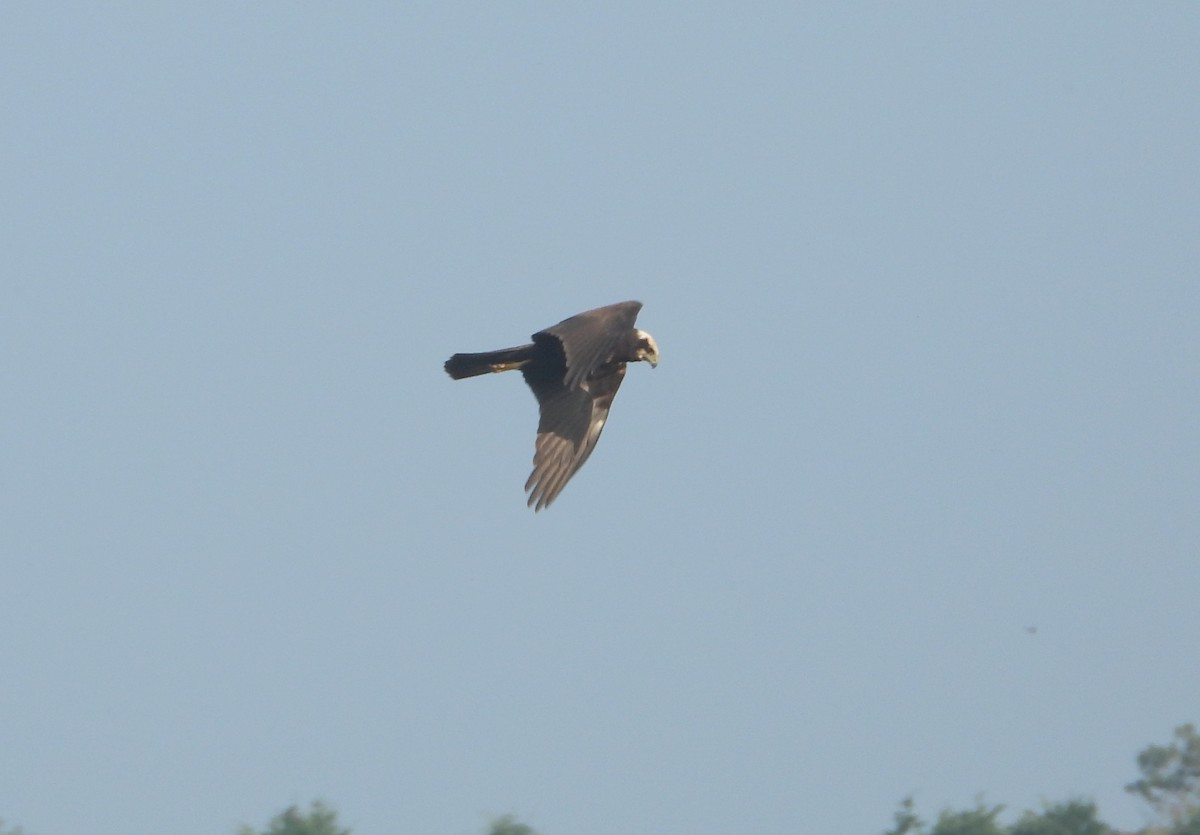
884;799;1109;835
488;815;540;835
879;724;1199;835
14;725;1196;835
238;801;349;835
1125;723;1200;828
235;806;540;835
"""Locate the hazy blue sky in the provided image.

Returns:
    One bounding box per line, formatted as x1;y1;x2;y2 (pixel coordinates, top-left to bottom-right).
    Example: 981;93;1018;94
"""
3;4;1197;835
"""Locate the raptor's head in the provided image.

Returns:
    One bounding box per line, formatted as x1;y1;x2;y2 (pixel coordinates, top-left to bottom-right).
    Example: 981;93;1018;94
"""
634;329;659;368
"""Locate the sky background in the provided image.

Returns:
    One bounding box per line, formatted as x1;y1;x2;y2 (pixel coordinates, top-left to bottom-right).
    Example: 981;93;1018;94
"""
2;4;1198;835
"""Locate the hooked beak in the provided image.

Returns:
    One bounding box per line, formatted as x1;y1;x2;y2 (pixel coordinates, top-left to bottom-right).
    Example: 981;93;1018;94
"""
635;329;659;368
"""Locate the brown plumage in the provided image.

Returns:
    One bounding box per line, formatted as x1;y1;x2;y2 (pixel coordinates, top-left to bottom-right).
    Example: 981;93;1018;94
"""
444;301;659;510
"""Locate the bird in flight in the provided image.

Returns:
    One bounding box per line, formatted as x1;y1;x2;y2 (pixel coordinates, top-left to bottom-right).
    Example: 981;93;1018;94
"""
444;300;659;511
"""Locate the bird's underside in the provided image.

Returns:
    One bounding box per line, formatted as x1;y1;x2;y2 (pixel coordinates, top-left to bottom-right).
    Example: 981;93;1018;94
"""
444;300;658;510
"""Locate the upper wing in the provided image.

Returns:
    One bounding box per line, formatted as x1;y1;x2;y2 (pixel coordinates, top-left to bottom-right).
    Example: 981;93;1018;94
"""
522;366;626;511
535;300;642;391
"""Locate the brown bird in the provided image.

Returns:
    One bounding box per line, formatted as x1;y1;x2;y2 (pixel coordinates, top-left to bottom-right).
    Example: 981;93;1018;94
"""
444;301;659;510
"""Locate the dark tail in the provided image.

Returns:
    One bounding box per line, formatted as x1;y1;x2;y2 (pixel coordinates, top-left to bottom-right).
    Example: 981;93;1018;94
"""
444;344;536;379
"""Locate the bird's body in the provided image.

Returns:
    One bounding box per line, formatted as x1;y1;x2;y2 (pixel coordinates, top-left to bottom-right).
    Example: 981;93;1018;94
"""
444;301;658;510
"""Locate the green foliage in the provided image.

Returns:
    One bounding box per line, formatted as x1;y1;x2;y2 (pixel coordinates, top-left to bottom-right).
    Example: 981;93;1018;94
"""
885;796;925;835
190;724;1200;835
882;797;1109;835
488;815;538;835
1008;800;1110;835
930;803;1005;835
1126;723;1200;828
877;724;1200;835
238;801;349;835
0;819;24;835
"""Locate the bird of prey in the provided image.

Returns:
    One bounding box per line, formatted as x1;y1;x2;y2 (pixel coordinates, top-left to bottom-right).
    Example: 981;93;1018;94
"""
444;300;659;511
